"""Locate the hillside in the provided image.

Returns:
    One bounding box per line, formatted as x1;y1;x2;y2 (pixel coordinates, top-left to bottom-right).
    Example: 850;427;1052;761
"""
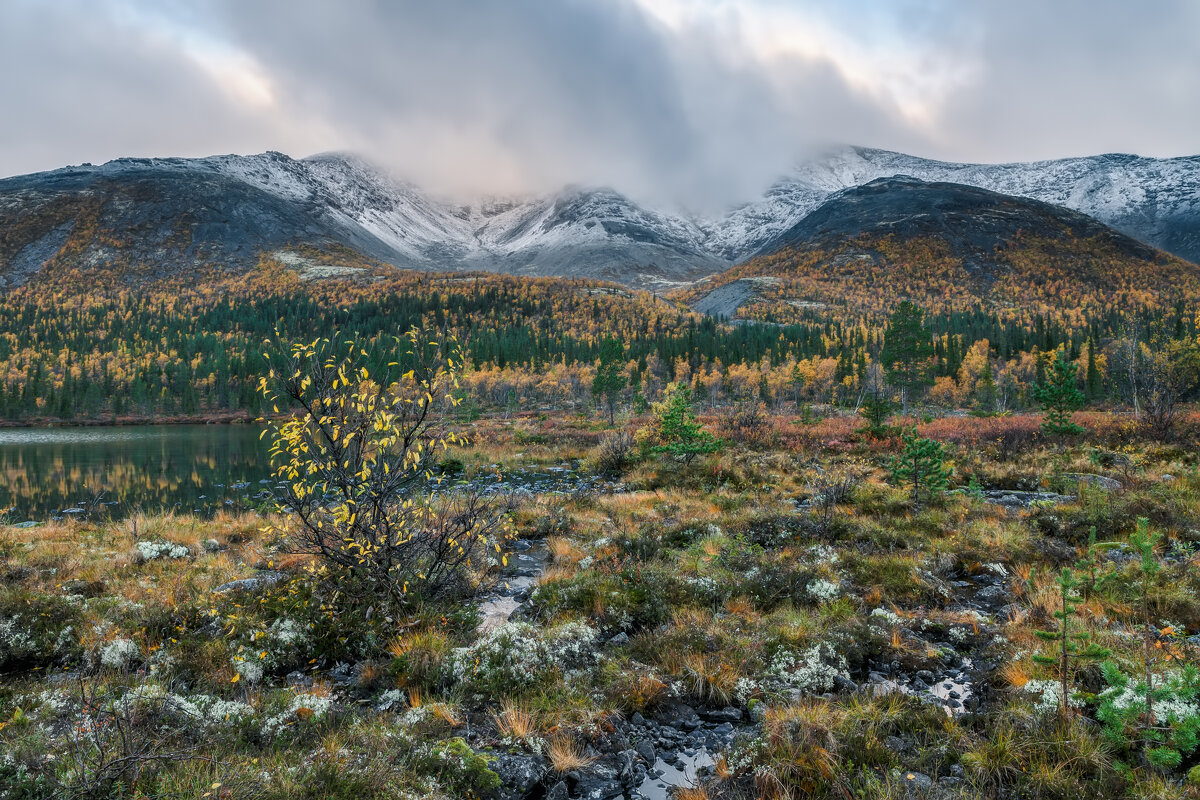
711;146;1200;265
684;177;1200;323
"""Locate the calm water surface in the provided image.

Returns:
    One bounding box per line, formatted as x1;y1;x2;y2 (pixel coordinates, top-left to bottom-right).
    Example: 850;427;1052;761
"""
0;425;273;521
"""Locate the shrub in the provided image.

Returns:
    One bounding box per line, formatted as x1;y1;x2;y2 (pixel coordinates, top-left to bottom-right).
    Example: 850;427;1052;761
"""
260;328;512;611
717;400;773;448
593;429;635;476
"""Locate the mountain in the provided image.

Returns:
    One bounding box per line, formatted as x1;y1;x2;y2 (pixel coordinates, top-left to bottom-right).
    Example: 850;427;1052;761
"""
0;151;724;289
2;145;1198;291
711;146;1200;264
685;177;1200;320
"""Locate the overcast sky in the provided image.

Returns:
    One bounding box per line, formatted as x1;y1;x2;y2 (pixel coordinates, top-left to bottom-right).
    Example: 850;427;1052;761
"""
3;0;1198;210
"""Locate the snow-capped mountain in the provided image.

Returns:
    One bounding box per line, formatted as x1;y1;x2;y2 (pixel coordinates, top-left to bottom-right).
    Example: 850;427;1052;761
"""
1;146;1197;290
712;146;1200;263
0;150;724;288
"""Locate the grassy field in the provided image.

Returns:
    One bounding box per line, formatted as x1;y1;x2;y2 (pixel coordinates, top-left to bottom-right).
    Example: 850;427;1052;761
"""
3;410;1200;799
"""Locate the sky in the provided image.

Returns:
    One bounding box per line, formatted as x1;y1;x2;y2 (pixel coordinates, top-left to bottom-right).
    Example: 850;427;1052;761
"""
2;0;1199;211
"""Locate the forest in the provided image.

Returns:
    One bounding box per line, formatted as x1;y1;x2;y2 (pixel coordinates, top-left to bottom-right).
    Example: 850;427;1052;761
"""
0;254;1197;423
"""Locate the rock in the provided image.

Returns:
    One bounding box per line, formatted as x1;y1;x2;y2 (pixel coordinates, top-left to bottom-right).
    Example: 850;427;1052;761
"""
657;703;701;731
635;740;656;764
915;670;935;683
833;675;859;693
213;570;285;594
630;712;646;727
574;778;624;800
606;632;629;647
1062;473;1122;491
490;753;547;797
700;706;743;722
885;735;909;753
902;771;933;793
545;781;569;800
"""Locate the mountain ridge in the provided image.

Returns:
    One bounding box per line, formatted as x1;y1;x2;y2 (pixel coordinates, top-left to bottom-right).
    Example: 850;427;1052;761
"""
1;145;1198;290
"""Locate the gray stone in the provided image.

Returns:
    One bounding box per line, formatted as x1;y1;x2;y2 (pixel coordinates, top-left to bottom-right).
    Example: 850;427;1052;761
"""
545;781;568;800
491;753;547;797
1062;473;1122;491
576;779;624;800
635;739;656;764
606;632;629;647
902;771;933;793
213;570;285;594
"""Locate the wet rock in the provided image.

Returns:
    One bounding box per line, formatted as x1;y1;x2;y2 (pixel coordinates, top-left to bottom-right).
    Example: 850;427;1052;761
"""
700;706;743;722
657;703;701;731
635;739;656;764
616;751;636;782
491;753;547;797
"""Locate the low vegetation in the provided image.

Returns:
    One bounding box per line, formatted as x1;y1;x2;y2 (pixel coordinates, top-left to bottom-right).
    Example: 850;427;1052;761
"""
4;328;1200;799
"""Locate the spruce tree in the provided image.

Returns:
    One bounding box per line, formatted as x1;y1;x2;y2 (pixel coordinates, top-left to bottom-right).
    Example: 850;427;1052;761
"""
592;338;627;425
881;301;934;413
1034;351;1086;436
650;382;722;465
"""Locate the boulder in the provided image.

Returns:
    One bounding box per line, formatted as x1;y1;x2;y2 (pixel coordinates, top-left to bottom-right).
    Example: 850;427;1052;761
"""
490;753;547;798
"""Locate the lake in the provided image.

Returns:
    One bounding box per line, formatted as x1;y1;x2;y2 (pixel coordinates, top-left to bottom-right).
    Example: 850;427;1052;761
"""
0;424;619;522
0;424;274;521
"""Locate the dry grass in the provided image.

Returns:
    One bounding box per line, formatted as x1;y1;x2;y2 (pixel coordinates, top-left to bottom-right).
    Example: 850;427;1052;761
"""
546;535;586;564
1000;660;1032;688
547;735;595;773
492;699;539;740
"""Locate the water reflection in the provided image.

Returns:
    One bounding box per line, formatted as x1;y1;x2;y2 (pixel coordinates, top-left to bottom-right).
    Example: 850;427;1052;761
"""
0;425;272;520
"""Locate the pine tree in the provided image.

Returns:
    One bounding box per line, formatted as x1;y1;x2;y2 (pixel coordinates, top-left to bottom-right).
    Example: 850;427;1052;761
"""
890;429;951;510
1034;351;1086;436
1086;338;1102;399
1032;567;1110;720
592;338;627;426
881;301;934;413
859;387;896;437
650;382;722;465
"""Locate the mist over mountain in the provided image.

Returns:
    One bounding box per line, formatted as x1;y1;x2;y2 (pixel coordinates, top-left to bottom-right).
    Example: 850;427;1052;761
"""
1;145;1197;290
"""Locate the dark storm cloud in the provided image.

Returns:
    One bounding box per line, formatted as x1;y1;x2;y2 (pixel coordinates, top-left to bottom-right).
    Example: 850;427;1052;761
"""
1;0;1197;210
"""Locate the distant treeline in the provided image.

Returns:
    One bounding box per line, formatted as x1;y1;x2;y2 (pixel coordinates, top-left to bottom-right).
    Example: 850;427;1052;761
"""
0;261;1196;421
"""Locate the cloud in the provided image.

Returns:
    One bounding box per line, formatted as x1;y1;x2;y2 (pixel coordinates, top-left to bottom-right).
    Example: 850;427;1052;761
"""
1;0;1197;211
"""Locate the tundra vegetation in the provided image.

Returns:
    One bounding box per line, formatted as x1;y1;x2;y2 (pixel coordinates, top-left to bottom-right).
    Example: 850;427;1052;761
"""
4;322;1200;800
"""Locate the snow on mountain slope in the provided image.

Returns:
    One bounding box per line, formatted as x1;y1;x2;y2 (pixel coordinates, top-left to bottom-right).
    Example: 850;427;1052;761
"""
2;145;1197;290
711;147;1200;263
